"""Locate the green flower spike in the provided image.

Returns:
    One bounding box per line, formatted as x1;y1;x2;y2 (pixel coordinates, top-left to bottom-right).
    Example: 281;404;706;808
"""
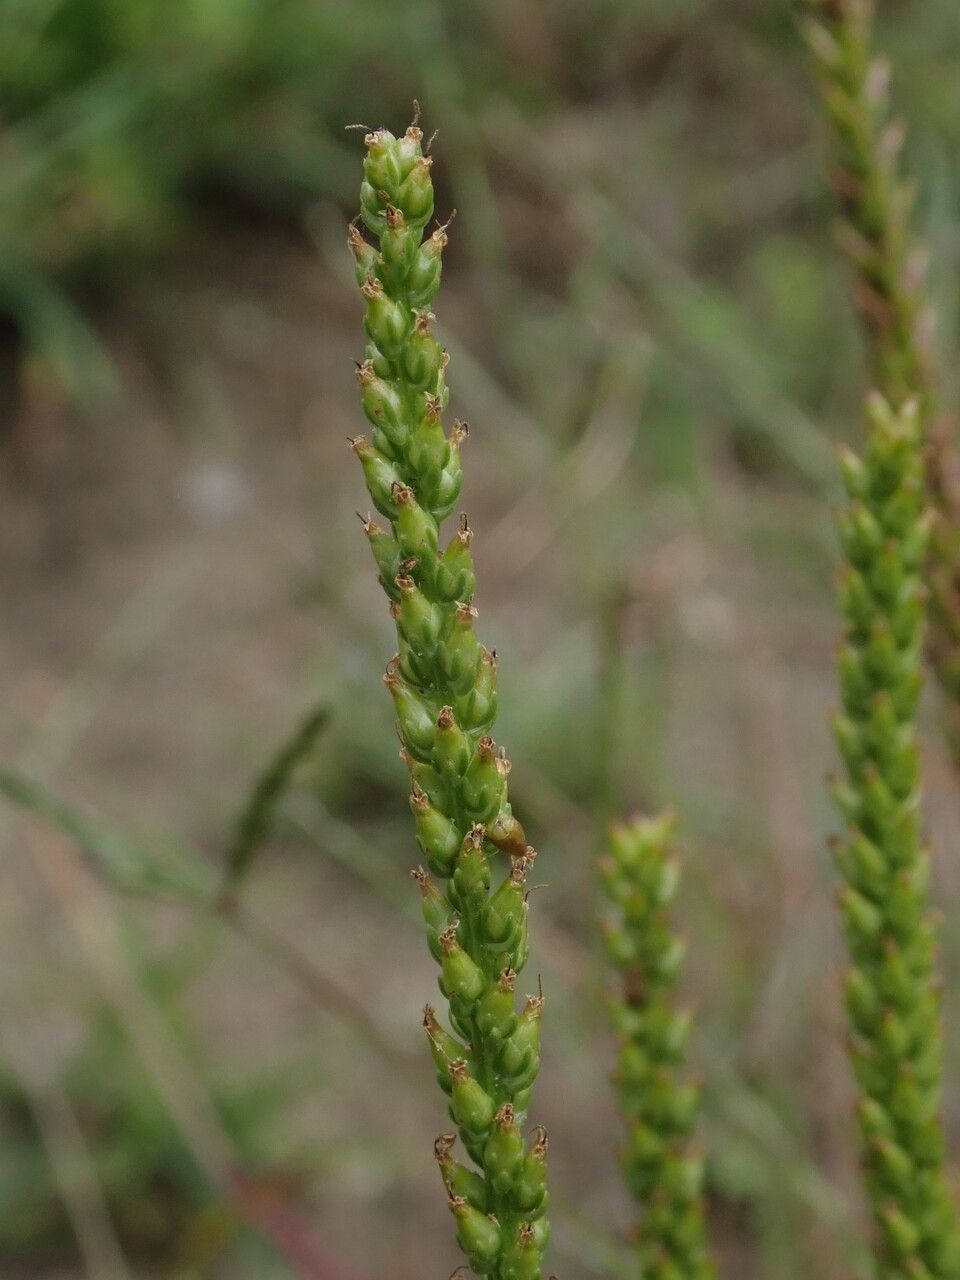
804;0;960;768
832;391;960;1280
599;811;714;1280
348;115;550;1280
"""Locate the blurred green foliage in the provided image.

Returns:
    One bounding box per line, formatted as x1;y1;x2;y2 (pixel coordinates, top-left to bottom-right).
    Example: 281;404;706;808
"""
4;2;960;1279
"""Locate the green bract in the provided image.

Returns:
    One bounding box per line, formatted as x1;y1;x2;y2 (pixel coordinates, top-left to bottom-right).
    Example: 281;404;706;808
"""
805;0;960;770
599;812;714;1280
831;392;960;1279
349;116;549;1280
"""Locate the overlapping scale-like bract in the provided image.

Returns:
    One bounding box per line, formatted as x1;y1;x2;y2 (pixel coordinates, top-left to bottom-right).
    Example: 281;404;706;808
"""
599;812;714;1280
348;118;549;1280
832;392;960;1280
805;0;960;769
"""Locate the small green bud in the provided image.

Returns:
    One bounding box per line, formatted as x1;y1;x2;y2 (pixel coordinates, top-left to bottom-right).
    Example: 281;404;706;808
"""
457;646;498;731
362;276;410;358
438;603;483;690
397;155;435;226
359;514;402;599
838;501;884;568
347;221;379;286
462;735;507;821
355;360;407;448
439;924;485;1006
350;434;403;516
411;789;461;878
839;443;869;499
384;663;436;760
423;1005;470;1093
499;994;543;1082
840;885;884;944
475;967;519;1045
483;857;528;948
394;122;424;179
880;1201;920;1256
514;1125;549;1215
363;127;401;195
499;1221;543;1280
434;1133;488;1210
403;311;445;390
448;1193;501;1267
452;824;492;910
434;705;473;776
395;572;442;651
408;220;448;306
411;865;458;959
449;1058;496;1135
379;204;418;281
392;482;439;560
435;513;477;602
407;397;450;488
484;1103;525;1197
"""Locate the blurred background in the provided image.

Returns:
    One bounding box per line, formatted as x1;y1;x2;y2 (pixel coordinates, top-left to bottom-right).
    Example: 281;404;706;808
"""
3;1;960;1277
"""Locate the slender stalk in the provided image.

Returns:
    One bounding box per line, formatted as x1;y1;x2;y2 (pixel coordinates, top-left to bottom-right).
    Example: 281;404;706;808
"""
599;812;714;1280
347;115;550;1280
804;0;960;765
831;392;960;1279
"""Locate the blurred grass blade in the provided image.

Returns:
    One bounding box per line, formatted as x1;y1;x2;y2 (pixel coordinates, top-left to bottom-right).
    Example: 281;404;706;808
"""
223;701;330;895
0;768;216;902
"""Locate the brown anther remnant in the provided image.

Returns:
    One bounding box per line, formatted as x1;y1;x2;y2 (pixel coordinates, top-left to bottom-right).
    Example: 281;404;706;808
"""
425;393;443;420
511;858;529;886
496;750;512;779
385;204;404;229
357;511;381;537
355;359;376;386
423;1004;441;1036
440;348;451;372
414;155;433;175
395;573;416;594
532;1125;548;1158
414;309;434;334
437;705;456;730
448;1193;468;1215
361;277;385;300
435;1133;456;1162
410;865;431;890
522;845;537;865
524;994;545;1018
456;603;478;625
389;602;401;621
410;786;430;814
448;1057;469;1081
518;1223;535;1247
494;1102;515;1128
439;923;460;953
498;968;517;993
399;558;419;578
347;222;367;256
383;660;402;690
468;823;486;850
477;734;495;762
391;481;415;505
450;419;469;447
363;127;389;149
457;512;472;542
